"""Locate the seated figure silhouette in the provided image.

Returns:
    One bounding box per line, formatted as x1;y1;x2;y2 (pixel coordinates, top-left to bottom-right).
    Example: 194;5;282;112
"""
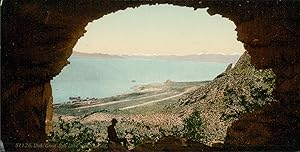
107;118;127;148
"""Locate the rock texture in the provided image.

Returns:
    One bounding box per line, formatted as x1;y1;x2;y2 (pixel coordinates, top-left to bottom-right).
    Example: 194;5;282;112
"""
1;0;299;151
225;101;300;150
1;82;52;148
131;136;219;152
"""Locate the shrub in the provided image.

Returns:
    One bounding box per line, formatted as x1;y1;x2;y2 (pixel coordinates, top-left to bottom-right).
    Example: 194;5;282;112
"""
182;110;206;142
48;117;101;152
221;77;275;121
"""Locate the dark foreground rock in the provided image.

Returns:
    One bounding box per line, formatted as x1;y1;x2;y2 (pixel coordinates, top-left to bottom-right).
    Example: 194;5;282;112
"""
131;136;220;152
225;101;300;151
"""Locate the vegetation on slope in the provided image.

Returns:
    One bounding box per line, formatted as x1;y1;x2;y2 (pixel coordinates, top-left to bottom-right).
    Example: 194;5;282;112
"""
171;51;276;144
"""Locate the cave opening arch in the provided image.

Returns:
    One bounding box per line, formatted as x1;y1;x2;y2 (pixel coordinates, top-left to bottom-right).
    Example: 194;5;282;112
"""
1;0;299;151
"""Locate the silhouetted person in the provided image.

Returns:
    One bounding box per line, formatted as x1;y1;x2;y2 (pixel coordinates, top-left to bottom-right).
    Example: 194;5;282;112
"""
107;118;127;148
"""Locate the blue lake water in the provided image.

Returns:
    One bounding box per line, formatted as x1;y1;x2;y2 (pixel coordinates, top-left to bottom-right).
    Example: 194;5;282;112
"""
51;56;229;103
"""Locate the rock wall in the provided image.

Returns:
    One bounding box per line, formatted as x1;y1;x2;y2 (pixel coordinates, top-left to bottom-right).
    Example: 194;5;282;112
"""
223;2;300;149
1;81;52;148
1;0;299;150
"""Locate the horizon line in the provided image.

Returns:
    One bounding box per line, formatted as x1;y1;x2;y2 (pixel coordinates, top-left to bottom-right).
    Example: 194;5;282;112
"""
73;51;244;56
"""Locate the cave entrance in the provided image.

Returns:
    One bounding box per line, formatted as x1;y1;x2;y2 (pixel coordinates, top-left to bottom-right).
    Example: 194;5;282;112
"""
50;4;249;149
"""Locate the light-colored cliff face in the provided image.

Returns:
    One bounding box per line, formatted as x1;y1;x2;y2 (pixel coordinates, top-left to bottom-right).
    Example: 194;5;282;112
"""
1;0;299;150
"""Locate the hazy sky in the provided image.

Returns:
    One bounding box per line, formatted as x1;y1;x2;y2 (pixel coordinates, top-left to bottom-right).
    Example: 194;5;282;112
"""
74;4;245;55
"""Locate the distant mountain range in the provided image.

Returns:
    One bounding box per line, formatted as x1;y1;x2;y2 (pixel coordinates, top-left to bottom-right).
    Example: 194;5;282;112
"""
72;51;123;58
72;51;241;63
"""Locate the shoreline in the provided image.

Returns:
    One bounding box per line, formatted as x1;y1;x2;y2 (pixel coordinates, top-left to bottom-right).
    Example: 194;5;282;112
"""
52;79;211;149
53;80;210;107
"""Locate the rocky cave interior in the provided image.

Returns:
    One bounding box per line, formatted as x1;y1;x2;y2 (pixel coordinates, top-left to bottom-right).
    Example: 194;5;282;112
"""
1;0;300;151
